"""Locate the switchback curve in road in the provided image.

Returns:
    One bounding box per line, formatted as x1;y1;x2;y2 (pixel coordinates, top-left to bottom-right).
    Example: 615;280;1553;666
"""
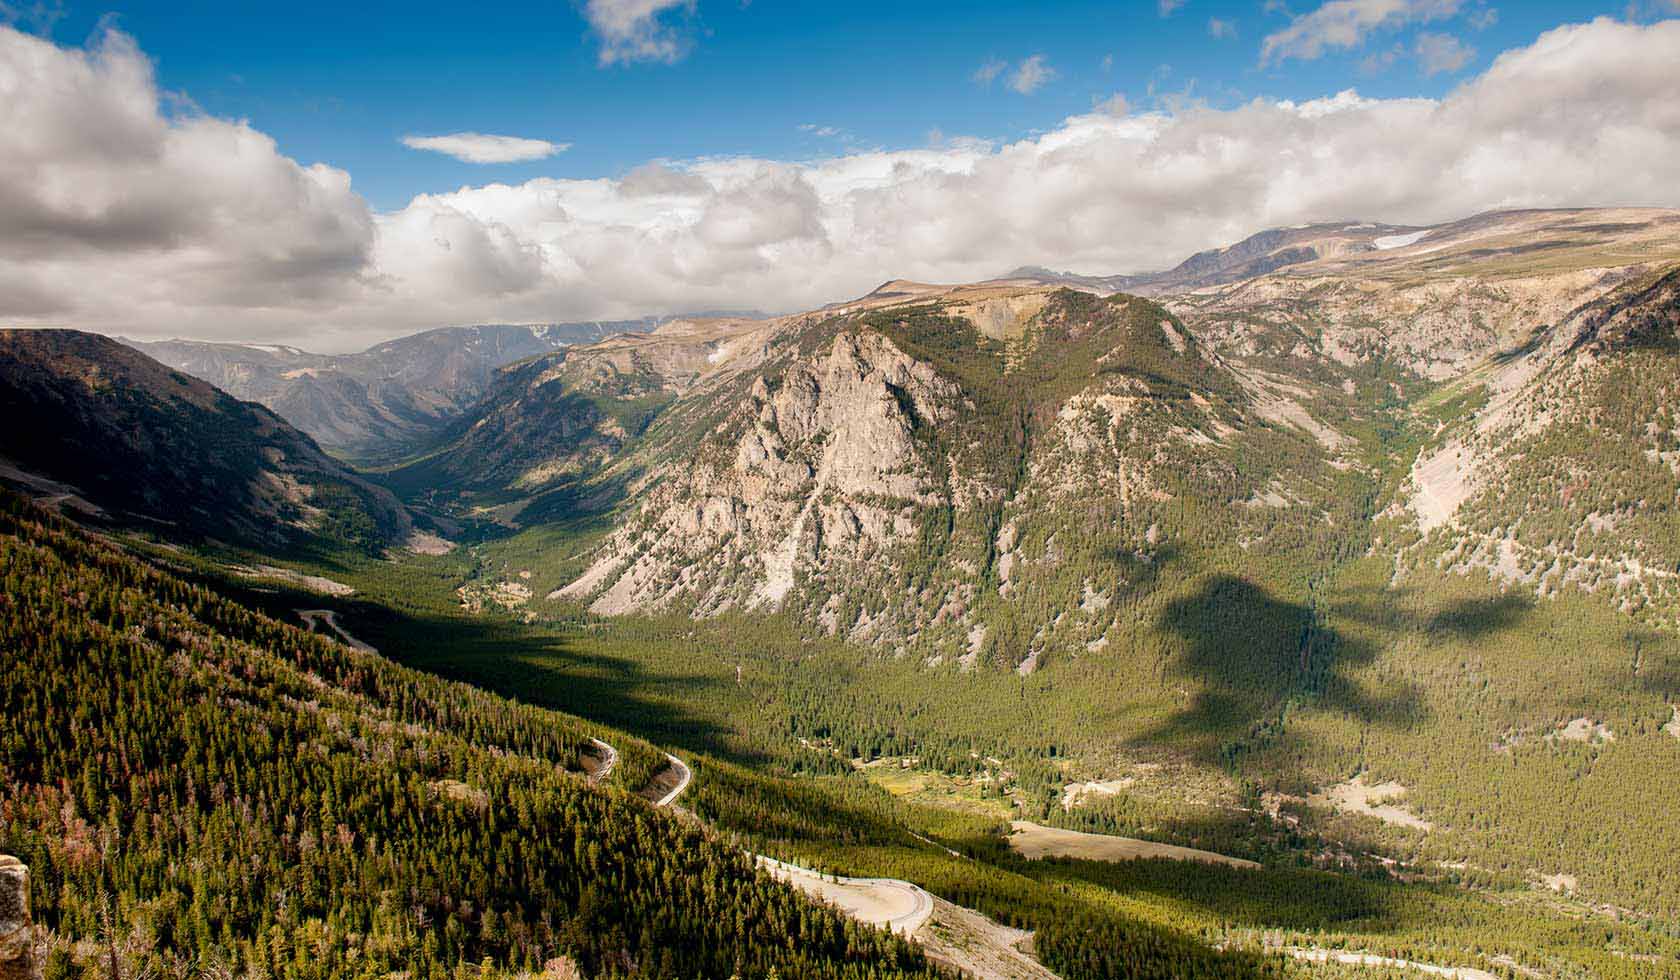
296;609;376;653
583;737;618;785
598;740;1053;977
755;856;936;937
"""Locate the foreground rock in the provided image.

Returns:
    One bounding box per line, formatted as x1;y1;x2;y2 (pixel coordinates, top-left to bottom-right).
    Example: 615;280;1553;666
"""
0;856;35;980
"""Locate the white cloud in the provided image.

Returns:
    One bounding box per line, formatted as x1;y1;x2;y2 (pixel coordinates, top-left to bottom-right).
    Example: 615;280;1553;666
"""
1159;0;1185;15
583;0;694;66
6;19;1680;351
0;25;371;330
1092;93;1130;116
402;132;569;164
972;57;1007;85
1414;31;1475;75
1009;54;1055;94
978;55;1055;94
1263;0;1463;65
0;0;65;33
1360;42;1404;73
1209;18;1238;39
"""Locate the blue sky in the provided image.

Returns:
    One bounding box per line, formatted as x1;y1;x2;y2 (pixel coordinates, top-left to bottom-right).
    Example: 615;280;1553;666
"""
20;0;1646;210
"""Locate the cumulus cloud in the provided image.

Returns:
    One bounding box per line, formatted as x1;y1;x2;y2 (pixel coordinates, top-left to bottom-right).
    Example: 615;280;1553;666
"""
6;19;1680;350
1414;31;1475;74
1008;54;1055;94
0;25;372;335
402;132;569;163
1263;0;1463;65
583;0;695;66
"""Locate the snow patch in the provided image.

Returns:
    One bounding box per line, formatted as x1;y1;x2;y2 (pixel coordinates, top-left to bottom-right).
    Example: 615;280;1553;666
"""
1374;230;1431;251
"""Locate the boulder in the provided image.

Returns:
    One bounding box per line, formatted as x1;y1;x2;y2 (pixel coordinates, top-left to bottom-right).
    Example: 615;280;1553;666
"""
0;855;35;980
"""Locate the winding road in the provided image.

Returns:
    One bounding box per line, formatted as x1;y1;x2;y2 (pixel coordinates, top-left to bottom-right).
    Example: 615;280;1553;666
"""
651;753;691;806
296;609;376;653
604;740;1044;977
755;856;935;937
583;738;618;785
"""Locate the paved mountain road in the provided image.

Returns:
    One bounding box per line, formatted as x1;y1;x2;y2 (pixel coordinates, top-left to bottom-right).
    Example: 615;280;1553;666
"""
296;609;376;653
599;739;1054;977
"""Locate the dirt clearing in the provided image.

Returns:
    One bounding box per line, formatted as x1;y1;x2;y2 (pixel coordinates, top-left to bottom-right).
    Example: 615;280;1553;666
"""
919;896;1058;980
1008;820;1258;869
1059;778;1134;809
1287;947;1499;980
1309;775;1433;831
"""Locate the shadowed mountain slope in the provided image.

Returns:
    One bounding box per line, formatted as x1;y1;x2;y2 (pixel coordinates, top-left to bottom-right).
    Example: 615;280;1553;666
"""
0;329;409;553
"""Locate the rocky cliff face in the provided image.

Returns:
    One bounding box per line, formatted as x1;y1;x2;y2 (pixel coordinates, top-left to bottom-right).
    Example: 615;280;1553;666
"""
558;328;961;621
0;856;34;980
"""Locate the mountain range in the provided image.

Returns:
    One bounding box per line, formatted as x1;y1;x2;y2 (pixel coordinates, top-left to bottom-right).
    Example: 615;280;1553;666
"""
124;321;656;461
6;206;1680;977
345;207;1679;670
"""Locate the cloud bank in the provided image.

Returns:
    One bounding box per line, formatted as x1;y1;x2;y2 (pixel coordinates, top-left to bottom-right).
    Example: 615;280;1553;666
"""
402;132;569;164
3;18;1680;349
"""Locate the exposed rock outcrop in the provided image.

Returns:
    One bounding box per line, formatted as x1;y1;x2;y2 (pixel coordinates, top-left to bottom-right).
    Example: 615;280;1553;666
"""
0;856;36;980
558;329;960;621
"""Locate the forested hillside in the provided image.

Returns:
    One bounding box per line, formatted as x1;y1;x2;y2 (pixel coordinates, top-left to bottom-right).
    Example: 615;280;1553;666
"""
0;491;934;979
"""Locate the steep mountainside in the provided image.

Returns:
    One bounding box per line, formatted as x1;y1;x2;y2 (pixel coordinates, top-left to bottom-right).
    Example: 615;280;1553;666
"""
1396;264;1680;623
487;285;1358;671
0;329;409;553
1163;208;1680;628
128;322;653;459
0;490;936;979
386;315;777;522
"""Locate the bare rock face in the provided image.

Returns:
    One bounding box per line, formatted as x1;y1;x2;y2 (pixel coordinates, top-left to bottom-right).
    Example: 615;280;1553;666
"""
557;330;959;624
0;856;35;980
